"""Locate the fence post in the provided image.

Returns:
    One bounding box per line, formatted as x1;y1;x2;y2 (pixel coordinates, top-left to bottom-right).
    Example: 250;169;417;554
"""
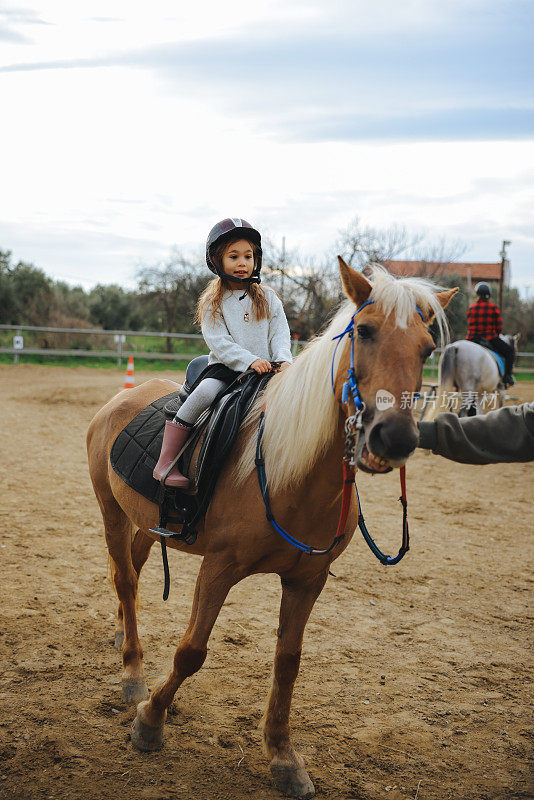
115;334;125;369
13;329;23;365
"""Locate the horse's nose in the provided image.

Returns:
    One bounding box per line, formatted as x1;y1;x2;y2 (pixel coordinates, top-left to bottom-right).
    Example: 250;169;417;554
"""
368;413;418;460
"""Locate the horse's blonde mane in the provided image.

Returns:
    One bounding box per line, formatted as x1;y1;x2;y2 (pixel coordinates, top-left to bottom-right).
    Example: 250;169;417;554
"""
365;265;450;343
234;266;450;494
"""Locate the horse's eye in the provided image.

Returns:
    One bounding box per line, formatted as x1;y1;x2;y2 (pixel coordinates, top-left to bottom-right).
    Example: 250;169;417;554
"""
422;346;435;361
357;325;373;341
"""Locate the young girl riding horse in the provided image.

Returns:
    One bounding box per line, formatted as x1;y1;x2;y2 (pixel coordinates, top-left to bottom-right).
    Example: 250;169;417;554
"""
153;217;293;489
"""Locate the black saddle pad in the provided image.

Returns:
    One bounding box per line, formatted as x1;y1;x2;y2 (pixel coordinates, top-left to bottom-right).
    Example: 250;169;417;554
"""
110;371;272;531
110;391;179;506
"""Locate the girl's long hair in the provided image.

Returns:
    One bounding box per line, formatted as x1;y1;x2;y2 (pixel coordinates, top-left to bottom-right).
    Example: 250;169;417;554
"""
196;236;270;323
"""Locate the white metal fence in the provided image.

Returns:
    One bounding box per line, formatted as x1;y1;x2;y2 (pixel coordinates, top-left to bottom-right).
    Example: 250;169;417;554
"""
0;324;206;367
0;323;533;374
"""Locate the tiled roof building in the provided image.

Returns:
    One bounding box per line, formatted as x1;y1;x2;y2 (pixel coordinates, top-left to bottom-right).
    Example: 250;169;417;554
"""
384;260;506;283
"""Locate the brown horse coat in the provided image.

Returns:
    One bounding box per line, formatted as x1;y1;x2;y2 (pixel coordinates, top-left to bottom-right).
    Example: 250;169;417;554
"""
86;259;456;798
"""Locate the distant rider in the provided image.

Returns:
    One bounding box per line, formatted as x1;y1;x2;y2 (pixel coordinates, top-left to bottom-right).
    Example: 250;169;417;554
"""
466;282;515;386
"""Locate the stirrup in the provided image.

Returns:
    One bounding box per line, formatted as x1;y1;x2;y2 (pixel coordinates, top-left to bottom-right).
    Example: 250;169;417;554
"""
149;487;198;602
148;485;197;544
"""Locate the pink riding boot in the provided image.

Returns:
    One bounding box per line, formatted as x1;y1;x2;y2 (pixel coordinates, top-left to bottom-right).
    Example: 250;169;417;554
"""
152;421;191;489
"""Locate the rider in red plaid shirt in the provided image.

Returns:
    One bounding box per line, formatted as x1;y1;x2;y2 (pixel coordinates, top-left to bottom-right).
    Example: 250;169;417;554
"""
467;283;515;385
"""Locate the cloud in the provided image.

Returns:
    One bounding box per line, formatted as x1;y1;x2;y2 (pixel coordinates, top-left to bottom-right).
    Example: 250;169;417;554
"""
0;5;51;43
286;108;534;143
0;218;169;289
0;26;29;42
0;56;94;71
88;17;125;23
2;2;532;142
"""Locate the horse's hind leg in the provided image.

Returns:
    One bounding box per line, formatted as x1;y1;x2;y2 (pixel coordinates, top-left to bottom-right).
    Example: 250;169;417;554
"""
131;554;239;752
100;495;149;706
262;571;328;799
114;529;154;651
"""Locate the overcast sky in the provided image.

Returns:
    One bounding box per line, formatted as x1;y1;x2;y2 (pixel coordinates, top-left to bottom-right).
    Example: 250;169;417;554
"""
1;0;533;295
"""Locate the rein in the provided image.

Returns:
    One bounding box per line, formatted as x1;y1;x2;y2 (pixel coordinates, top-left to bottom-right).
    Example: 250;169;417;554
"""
255;298;424;564
255;411;348;556
255;409;410;564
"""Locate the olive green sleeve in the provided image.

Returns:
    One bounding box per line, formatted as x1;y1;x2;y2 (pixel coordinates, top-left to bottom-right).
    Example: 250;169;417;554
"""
417;403;534;464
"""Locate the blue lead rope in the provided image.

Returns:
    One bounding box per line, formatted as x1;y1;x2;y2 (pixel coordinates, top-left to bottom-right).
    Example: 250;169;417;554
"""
354;481;410;565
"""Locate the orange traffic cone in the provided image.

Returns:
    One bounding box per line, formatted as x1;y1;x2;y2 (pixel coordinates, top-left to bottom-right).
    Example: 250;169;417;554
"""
124;355;135;389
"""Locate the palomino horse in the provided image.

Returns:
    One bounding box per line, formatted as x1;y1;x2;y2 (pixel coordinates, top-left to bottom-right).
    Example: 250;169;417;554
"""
429;335;518;417
86;259;456;799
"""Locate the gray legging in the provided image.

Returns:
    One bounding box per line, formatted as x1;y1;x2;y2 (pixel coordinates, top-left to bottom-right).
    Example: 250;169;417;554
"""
174;378;227;426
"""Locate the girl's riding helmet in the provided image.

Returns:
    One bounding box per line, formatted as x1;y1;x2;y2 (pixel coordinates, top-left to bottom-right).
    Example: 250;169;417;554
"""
206;218;262;287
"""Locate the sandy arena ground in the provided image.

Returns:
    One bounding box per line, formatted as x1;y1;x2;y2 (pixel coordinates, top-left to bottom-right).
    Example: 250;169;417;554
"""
0;364;532;800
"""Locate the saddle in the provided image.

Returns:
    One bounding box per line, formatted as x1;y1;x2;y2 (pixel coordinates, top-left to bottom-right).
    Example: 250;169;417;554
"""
110;356;272;543
473;338;506;377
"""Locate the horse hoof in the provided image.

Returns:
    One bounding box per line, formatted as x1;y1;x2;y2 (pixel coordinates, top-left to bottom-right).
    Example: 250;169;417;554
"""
270;763;315;799
131;713;164;752
114;630;124;650
122;679;149;706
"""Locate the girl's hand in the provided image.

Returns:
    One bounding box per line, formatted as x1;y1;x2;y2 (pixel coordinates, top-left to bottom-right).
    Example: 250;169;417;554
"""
250;358;272;374
278;362;291;371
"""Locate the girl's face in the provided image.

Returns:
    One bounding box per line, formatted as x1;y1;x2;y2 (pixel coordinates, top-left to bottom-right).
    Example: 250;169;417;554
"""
221;239;255;283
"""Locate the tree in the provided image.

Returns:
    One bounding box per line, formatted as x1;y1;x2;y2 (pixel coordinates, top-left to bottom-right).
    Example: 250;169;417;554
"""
5;260;54;325
336;218;424;269
262;239;339;338
502;286;534;348
136;251;207;351
264;220;470;340
54;281;90;323
0;250;17;324
88;284;143;331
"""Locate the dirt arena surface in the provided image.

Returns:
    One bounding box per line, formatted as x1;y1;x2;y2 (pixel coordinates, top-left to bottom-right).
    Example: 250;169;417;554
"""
0;364;532;800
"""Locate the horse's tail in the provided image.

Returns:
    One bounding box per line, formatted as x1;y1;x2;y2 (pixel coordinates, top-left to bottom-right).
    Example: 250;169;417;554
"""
422;344;457;422
439;343;457;392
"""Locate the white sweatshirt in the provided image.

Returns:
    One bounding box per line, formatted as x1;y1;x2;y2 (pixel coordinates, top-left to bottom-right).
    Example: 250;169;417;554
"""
202;287;293;372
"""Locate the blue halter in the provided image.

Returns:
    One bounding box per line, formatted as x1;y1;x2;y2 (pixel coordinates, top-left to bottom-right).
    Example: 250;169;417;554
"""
331;299;426;408
252;297;426;568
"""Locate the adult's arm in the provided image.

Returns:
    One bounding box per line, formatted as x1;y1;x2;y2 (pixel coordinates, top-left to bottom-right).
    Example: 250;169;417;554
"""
417;403;534;464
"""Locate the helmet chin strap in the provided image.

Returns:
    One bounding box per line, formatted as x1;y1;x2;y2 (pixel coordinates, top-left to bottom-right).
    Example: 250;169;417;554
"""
222;271;261;299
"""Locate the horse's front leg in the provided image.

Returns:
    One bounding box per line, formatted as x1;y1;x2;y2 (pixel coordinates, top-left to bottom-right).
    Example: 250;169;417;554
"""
131;554;238;752
262;571;328;800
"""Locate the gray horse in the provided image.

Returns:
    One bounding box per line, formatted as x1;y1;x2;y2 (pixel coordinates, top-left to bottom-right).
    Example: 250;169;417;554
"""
428;335;519;417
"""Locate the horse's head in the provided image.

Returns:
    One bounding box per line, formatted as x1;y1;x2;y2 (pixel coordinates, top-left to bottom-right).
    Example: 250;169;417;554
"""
334;257;457;473
502;333;520;357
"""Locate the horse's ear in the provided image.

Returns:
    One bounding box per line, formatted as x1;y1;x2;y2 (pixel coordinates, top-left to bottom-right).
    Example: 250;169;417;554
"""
337;256;372;307
423;287;459;323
